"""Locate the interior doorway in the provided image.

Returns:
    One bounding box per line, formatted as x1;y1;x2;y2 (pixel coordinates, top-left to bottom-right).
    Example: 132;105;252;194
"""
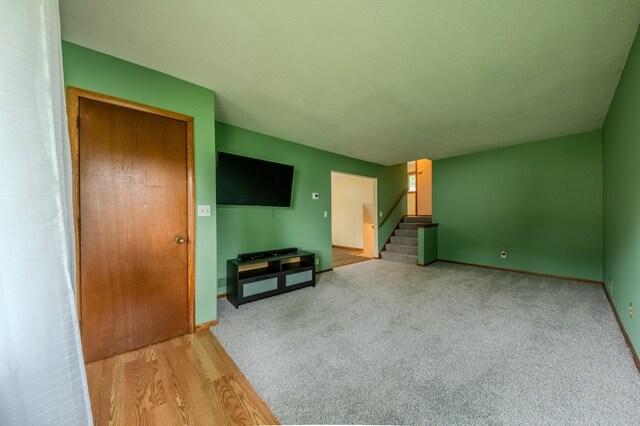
407;159;432;216
67;88;195;363
330;172;378;268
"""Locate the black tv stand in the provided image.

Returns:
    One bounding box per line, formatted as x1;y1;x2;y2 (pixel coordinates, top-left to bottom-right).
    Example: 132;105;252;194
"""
227;250;316;308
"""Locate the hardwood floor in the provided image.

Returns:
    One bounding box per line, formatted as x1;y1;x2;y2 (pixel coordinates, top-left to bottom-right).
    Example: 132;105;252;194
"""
332;246;372;268
85;331;279;425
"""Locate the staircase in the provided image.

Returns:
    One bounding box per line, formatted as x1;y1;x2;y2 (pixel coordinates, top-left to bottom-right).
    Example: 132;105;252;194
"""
380;215;432;264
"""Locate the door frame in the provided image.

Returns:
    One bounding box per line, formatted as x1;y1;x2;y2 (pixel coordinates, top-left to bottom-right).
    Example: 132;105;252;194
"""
330;171;379;257
66;87;196;334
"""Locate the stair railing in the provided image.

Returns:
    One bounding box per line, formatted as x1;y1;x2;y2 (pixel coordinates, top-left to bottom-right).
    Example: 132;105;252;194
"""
379;189;407;228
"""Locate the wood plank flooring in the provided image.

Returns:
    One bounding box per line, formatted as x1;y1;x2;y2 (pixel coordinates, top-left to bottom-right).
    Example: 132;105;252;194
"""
332;246;372;268
85;331;279;425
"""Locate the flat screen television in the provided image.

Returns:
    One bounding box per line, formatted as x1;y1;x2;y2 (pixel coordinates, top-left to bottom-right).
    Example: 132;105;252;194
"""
217;152;294;207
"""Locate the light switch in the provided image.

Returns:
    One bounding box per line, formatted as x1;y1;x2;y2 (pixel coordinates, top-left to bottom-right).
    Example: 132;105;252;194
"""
324;211;328;218
197;205;211;217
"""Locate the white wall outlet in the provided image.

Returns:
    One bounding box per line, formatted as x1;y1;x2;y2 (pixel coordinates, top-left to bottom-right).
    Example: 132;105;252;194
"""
379;211;383;218
312;192;319;199
630;302;633;319
500;250;507;259
197;205;211;217
315;257;320;265
323;211;328;218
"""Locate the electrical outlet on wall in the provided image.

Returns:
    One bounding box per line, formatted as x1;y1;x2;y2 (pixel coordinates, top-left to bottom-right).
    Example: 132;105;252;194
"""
500;250;507;259
630;302;633;319
197;205;211;217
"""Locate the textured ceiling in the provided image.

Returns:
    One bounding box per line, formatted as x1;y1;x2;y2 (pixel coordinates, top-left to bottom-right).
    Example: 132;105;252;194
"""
60;1;640;165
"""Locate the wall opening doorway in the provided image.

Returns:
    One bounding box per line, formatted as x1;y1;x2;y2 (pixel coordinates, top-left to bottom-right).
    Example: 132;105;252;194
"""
331;172;378;268
407;159;432;216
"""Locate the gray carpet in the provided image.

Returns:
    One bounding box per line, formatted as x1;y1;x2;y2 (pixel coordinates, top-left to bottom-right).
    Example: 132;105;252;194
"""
212;260;640;425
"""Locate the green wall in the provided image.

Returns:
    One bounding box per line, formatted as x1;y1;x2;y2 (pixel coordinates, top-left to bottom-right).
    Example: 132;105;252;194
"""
417;226;438;266
216;122;406;293
603;27;640;353
433;130;603;281
61;42;218;324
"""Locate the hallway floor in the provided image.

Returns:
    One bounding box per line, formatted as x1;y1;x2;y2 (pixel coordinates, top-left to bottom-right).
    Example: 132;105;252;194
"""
332;245;372;268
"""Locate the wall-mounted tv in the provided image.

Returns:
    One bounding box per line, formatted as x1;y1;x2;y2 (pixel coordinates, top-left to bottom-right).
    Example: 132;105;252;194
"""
217;152;294;207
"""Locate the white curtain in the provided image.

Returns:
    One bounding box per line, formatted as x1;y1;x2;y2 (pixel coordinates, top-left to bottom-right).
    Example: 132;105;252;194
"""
0;0;92;424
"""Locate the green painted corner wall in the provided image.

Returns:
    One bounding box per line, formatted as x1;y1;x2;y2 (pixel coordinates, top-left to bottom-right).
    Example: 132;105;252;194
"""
215;122;406;290
433;130;603;281
61;41;218;324
417;227;438;266
603;25;640;353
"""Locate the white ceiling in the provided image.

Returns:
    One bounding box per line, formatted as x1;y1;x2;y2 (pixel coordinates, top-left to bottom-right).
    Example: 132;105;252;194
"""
60;1;640;165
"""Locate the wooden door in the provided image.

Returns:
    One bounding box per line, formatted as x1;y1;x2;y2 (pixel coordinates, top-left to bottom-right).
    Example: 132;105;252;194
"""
72;91;194;363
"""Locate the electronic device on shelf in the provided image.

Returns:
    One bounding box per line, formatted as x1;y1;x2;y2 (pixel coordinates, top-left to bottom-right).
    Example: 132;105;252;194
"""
237;247;298;262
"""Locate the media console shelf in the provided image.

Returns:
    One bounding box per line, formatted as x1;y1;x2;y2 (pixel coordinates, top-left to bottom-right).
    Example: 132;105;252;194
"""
227;250;316;308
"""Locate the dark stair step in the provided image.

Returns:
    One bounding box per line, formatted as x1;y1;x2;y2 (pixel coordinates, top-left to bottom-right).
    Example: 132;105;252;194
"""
381;251;418;264
395;229;418;238
386;243;418;255
403;215;432;224
390;236;418;246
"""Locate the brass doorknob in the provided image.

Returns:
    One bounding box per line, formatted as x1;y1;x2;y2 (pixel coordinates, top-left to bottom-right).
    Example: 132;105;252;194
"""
176;236;186;244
